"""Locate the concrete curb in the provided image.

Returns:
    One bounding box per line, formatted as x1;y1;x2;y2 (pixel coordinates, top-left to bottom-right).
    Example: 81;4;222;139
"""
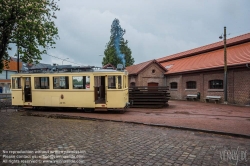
24;111;250;139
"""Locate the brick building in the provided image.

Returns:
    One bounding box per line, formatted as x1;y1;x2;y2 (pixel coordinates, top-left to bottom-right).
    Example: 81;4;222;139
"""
126;33;250;105
126;60;167;87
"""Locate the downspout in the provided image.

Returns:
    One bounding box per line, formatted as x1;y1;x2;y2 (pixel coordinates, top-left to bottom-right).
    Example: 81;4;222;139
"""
246;64;250;105
164;74;167;86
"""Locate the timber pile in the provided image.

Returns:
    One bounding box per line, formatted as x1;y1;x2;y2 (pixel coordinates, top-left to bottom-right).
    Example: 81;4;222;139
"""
129;86;170;108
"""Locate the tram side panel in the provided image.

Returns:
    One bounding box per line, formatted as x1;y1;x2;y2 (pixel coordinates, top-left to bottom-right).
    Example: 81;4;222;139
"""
11;77;26;106
106;89;128;108
11;89;23;106
31;90;95;108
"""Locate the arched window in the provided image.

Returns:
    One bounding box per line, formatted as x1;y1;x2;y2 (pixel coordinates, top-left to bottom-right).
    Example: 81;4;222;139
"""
186;81;196;89
209;80;223;89
170;82;178;89
130;82;136;87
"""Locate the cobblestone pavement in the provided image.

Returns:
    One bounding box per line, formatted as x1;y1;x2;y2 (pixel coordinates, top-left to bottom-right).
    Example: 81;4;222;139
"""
21;100;250;136
0;111;250;166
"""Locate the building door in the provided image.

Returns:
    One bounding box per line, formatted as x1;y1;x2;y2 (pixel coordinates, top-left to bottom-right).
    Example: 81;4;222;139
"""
148;82;158;91
148;82;158;87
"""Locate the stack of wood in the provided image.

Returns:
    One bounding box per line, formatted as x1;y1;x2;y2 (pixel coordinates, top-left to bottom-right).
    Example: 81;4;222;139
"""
129;86;170;108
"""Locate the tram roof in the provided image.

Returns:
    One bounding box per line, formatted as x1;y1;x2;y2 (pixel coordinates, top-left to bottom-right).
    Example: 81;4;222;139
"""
11;66;127;76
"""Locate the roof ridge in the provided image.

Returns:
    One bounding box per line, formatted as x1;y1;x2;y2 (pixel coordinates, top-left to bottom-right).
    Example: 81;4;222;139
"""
134;59;154;65
126;59;160;75
160;42;250;75
157;32;250;63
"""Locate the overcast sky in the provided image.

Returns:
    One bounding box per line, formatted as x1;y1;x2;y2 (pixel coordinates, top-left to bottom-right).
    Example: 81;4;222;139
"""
14;0;250;67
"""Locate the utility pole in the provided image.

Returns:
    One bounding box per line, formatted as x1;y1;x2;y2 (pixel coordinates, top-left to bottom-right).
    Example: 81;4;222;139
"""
16;1;20;73
223;26;227;104
17;43;19;73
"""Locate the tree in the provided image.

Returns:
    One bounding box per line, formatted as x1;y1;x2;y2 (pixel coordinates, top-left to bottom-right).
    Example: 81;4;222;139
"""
102;19;134;68
73;79;83;85
0;0;60;70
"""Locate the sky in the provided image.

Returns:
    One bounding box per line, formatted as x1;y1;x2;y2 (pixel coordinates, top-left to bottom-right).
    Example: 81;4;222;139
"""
11;0;250;67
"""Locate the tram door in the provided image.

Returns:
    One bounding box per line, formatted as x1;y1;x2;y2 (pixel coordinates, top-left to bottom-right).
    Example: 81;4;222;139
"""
94;76;106;104
23;77;32;102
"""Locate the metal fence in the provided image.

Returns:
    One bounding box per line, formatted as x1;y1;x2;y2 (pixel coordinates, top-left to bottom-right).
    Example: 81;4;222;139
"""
0;93;11;99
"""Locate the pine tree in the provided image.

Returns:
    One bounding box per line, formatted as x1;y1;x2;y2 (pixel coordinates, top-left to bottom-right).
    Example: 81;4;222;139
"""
102;19;134;67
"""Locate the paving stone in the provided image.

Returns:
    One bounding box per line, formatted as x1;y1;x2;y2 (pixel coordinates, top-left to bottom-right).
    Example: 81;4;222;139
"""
0;112;249;166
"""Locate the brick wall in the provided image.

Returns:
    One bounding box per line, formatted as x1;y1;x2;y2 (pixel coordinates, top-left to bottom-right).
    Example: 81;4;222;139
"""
166;68;250;105
139;63;165;86
182;74;201;100
128;62;250;105
203;71;224;102
128;76;138;86
233;69;250;105
129;63;166;87
166;75;182;99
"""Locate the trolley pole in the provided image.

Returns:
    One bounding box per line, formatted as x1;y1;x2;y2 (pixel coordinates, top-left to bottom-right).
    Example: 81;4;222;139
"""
223;27;227;104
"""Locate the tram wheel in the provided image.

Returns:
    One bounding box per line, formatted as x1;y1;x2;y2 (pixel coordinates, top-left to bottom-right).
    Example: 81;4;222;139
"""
84;108;94;113
120;107;127;114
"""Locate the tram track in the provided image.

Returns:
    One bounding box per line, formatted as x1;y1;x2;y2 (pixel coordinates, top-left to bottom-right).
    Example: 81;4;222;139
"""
126;109;250;119
14;106;250;120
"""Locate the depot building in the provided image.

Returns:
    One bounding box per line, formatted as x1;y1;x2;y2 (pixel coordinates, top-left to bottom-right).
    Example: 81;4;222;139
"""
126;33;250;105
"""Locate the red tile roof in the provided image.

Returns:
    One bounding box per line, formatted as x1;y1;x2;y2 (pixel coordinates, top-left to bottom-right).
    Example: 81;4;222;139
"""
160;42;250;75
126;32;250;76
157;33;250;63
126;59;166;75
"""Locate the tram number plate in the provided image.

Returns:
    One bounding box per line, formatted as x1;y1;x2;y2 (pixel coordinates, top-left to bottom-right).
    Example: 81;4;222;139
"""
60;102;66;104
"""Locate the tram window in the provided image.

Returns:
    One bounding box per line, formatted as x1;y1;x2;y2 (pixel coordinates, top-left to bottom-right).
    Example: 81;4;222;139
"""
72;76;90;89
118;76;122;89
108;76;122;89
34;77;50;89
124;76;127;88
53;76;69;89
12;77;21;89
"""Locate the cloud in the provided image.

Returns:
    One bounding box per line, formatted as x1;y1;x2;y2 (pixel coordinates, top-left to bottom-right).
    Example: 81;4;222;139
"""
8;0;250;66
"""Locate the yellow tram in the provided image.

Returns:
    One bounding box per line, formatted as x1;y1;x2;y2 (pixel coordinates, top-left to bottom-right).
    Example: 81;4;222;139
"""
11;66;129;112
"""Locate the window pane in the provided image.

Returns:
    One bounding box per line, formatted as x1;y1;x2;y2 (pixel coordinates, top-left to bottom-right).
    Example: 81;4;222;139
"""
124;76;127;88
130;82;136;87
12;77;21;89
170;82;178;89
34;77;50;89
118;76;122;89
53;76;69;89
73;76;90;89
108;75;122;89
186;81;196;89
209;80;223;89
108;76;116;89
